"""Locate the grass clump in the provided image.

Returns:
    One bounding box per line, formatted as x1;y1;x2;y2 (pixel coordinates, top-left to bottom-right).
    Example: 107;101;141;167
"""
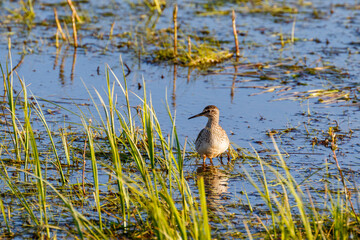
243;136;360;239
198;0;300;16
145;4;234;67
187;43;233;67
151;36;233;67
0;47;213;239
5;0;35;27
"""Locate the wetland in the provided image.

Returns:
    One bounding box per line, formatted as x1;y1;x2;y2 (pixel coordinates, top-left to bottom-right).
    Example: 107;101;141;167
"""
1;0;360;239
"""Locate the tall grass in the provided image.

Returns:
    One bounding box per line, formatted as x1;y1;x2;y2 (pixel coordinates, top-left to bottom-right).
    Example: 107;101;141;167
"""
20;78;50;236
0;45;213;238
87;62;212;238
243;135;360;239
1;42;22;164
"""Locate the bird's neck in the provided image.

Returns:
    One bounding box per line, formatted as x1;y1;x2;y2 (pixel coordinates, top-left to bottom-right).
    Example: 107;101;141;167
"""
206;117;219;128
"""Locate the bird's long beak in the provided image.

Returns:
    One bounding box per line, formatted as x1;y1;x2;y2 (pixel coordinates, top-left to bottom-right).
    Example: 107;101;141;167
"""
188;111;205;120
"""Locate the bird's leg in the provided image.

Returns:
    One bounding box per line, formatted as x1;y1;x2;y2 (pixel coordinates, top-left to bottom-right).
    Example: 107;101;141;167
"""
202;155;206;165
220;155;224;165
227;148;231;161
209;158;213;165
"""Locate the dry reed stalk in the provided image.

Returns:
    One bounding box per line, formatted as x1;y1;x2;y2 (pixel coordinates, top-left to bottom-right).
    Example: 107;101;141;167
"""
232;10;240;57
291;16;296;43
173;4;178;57
53;8;67;40
109;21;115;40
331;135;360;225
9;54;25;76
187;36;191;59
72;12;78;48
67;0;82;23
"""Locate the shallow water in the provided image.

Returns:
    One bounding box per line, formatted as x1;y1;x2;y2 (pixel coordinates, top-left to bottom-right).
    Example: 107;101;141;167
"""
1;0;360;237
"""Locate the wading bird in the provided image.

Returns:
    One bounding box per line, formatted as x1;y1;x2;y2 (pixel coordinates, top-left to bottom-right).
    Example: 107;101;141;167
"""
189;105;229;165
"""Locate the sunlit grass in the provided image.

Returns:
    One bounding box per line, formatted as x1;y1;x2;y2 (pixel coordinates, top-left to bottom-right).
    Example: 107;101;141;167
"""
0;47;213;238
243;136;360;239
151;37;233;67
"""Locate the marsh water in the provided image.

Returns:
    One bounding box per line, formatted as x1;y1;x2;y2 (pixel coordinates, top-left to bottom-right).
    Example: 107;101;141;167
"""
1;0;360;238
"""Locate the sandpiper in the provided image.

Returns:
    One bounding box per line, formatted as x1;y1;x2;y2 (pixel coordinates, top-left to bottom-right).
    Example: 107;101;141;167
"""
188;105;230;165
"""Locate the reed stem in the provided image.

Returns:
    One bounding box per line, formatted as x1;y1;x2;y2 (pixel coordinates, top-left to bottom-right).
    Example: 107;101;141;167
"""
232;10;240;58
53;8;67;41
173;4;178;58
67;0;82;23
72;12;78;48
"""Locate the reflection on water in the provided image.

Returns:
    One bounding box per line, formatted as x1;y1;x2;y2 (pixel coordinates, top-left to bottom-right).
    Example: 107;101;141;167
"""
172;64;177;108
53;45;78;84
71;47;77;82
231;64;238;103
59;45;69;85
197;165;229;211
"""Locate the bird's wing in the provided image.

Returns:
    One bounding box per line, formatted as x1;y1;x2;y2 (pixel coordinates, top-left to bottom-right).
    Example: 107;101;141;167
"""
195;128;210;147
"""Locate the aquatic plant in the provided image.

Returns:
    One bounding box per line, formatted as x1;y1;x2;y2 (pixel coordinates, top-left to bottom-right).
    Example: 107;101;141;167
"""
0;48;212;238
243;135;360;239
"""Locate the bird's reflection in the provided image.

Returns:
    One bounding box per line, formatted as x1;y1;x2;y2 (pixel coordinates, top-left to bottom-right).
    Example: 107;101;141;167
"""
197;165;229;211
